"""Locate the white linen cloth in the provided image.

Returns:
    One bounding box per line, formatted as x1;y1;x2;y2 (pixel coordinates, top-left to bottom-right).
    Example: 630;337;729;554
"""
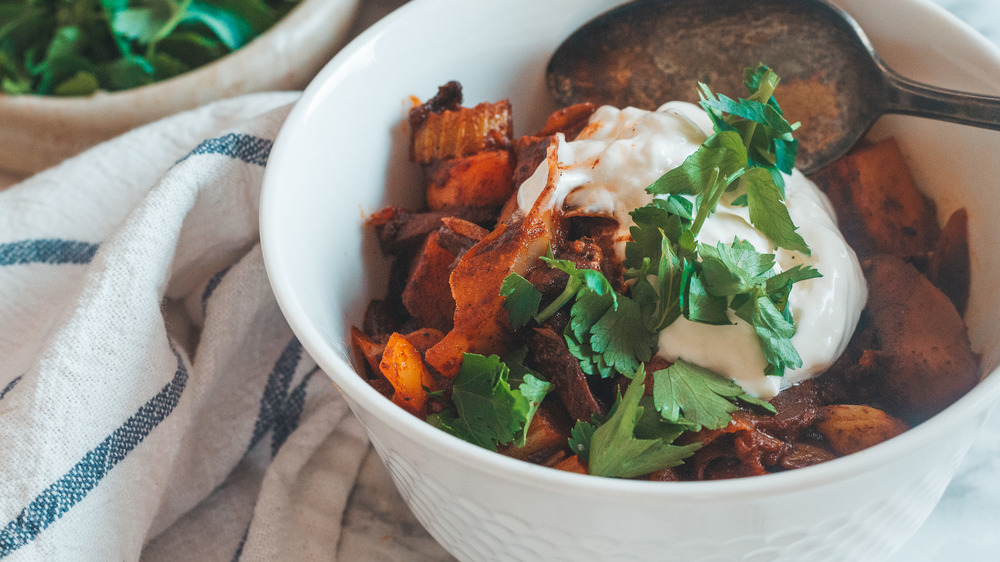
0;82;997;562
0;93;370;561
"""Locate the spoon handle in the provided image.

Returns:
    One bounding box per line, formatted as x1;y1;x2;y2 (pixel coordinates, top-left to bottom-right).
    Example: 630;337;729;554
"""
882;69;1000;130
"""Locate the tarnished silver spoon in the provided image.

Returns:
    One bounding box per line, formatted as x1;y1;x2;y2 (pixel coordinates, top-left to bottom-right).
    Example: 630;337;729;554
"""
546;0;1000;173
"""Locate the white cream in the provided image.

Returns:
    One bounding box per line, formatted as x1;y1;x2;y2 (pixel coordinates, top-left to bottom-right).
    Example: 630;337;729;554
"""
516;102;867;399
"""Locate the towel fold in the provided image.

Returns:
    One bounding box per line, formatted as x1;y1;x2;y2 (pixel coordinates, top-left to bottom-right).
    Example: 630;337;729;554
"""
0;93;369;562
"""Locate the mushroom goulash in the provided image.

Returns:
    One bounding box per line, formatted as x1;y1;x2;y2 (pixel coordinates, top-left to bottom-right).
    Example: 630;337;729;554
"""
351;67;979;480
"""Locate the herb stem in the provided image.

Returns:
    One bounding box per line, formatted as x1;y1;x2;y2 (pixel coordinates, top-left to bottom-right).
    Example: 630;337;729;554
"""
741;70;779;148
535;276;581;322
691;166;744;237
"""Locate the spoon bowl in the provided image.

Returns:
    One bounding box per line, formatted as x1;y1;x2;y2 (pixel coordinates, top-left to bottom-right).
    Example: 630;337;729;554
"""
547;0;1000;173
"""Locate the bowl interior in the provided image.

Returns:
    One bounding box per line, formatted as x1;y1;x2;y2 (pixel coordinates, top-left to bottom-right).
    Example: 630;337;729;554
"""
260;0;1000;491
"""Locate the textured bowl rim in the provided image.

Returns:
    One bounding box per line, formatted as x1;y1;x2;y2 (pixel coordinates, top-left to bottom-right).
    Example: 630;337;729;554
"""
261;0;1000;502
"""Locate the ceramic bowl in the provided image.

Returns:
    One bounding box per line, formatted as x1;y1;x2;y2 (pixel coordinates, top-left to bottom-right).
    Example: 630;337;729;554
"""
260;0;1000;560
0;0;360;176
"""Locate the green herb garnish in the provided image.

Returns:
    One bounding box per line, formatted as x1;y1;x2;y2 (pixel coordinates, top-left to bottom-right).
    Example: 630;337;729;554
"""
652;359;776;431
492;65;820;477
580;368;700;479
428;352;552;450
0;0;299;96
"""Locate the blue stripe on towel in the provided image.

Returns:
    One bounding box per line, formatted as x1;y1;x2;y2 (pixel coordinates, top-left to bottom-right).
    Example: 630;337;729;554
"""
230;523;250;562
201;264;232;314
247;338;303;453
0;375;22;402
179;133;273;166
0;239;98;266
0;349;190;557
269;368;318;457
231;346;312;562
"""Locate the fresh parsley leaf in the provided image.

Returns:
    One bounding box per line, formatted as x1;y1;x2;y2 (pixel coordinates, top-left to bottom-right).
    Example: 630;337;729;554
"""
568;396;684;464
500;272;541;329
568;418;597;462
684;267;729;325
698;239;776;297
700;93;795;136
533;251;617;323
524;252;657;378
697;238;821;376
515;373;552;447
564;329;615;378
743;167;810;254
634;396;688;443
652;359;775;431
540;254;617;299
697;64;808;250
444;353;525;450
589;296;658;377
701;64;801;174
649;234;685;330
627;258;660;319
501;345;554;448
588;368;701;479
743;64;780;107
765;264;822;301
430;353;552;451
503;346;543;385
646;131;747;199
731;294;802;377
568;286;615;341
626;200;684;270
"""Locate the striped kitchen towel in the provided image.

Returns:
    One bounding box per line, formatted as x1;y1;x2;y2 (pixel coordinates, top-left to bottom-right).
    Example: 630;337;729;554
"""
0;93;370;561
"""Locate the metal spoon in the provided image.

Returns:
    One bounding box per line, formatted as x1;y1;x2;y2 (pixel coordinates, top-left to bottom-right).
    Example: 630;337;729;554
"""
546;0;1000;173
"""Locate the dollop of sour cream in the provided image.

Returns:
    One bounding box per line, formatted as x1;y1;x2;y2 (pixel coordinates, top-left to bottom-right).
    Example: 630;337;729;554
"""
516;102;867;398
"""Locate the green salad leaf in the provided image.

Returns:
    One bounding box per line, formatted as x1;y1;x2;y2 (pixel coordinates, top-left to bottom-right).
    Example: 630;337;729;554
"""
0;0;298;96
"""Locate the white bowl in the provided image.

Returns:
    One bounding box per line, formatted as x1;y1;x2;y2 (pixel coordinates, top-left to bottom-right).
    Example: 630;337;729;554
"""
0;0;360;176
260;0;1000;560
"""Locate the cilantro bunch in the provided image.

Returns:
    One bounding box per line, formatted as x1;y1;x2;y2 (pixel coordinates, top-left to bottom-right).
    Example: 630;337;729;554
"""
441;65;819;479
0;0;299;96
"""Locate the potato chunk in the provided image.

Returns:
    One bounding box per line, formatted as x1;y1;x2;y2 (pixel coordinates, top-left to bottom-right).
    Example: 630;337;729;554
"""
379;332;437;417
411;100;513;163
859;255;979;423
552;455;588;475
926;208;970;314
425;139;564;377
815;405;908;455
424;150;515;210
402;218;488;331
810;137;939;258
